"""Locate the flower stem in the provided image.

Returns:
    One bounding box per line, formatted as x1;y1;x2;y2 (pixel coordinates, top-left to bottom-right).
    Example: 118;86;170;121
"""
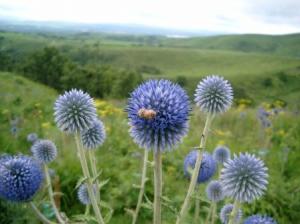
228;200;240;224
153;150;162;224
44;164;65;224
211;203;216;224
205;203;213;224
30;202;56;224
194;186;200;223
132;150;149;224
88;150;100;204
74;134;105;224
176;113;213;224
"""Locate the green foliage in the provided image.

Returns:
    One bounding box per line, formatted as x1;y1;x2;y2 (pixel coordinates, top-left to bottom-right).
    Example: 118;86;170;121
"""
111;70;143;98
22;47;67;89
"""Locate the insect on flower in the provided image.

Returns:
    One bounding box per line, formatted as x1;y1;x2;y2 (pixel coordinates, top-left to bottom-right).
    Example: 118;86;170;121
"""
138;108;157;120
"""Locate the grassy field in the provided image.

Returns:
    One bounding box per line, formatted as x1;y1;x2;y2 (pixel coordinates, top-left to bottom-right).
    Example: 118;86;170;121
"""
1;72;300;223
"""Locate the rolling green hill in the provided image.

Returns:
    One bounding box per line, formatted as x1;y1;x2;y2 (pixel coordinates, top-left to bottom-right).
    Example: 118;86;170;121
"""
1;31;300;105
162;33;300;58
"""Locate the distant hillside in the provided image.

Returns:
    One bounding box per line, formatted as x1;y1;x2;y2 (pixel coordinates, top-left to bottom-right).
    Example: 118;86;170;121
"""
1;31;300;104
162;34;300;57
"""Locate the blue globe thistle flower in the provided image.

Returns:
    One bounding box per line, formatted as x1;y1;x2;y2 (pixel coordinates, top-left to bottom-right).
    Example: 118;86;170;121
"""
0;155;43;202
213;145;231;164
220;153;268;203
31;140;57;163
206;180;224;202
77;183;97;205
184;150;217;183
27;133;38;143
54;89;97;133
244;214;277;224
81;119;106;149
195;75;233;114
127;79;190;152
220;204;242;224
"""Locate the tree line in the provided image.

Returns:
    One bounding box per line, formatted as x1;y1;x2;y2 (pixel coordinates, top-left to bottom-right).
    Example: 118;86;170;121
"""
0;45;143;98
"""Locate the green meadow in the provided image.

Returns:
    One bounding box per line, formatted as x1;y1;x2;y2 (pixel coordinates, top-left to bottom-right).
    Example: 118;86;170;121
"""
0;30;300;223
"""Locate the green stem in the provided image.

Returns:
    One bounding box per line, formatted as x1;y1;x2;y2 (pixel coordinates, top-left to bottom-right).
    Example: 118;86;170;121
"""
74;134;105;224
194;186;200;223
88;150;100;204
44;164;65;224
132;150;149;224
85;205;91;216
153;150;162;224
228;200;240;224
211;203;216;224
30;202;56;224
205;203;213;224
176;113;213;224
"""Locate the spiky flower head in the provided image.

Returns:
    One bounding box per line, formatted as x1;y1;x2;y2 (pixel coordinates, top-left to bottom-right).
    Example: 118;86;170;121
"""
54;89;97;133
27;133;38;143
81;118;106;149
77;183;97;205
127;79;190;152
195;75;233;114
220;204;242;224
184;150;217;183
213;145;231;164
31;140;57;163
243;214;277;224
206;180;224;202
0;155;43;202
220;153;268;202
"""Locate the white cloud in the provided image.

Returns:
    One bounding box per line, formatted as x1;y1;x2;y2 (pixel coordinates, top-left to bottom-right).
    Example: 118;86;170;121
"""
0;0;299;34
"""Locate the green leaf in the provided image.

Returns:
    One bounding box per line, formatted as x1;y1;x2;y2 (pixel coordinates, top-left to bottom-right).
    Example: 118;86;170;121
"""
98;178;110;189
92;170;103;183
75;177;88;189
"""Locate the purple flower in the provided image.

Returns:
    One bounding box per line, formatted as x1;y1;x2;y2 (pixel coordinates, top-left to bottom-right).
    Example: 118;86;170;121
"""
81;118;106;149
0;155;43;202
195;75;233;114
184;150;217;183
127;80;190;152
221;153;268;202
244;214;277;224
54;89;97;133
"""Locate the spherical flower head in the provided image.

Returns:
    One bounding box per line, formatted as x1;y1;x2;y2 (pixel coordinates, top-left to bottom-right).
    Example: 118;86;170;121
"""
77;183;97;205
127;79;190;152
54;89;97;133
220;153;268;203
27;133;38;143
220;204;242;224
0;155;43;202
31;140;57;163
184;150;217;183
81;118;106;149
213;145;231;164
243;214;277;224
195;75;233;114
206;180;224;202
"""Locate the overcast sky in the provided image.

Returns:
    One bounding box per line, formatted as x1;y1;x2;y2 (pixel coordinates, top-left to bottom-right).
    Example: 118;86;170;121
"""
0;0;300;34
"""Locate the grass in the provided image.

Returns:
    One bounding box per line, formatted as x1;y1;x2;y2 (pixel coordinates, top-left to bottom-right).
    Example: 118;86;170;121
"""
1;72;300;223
